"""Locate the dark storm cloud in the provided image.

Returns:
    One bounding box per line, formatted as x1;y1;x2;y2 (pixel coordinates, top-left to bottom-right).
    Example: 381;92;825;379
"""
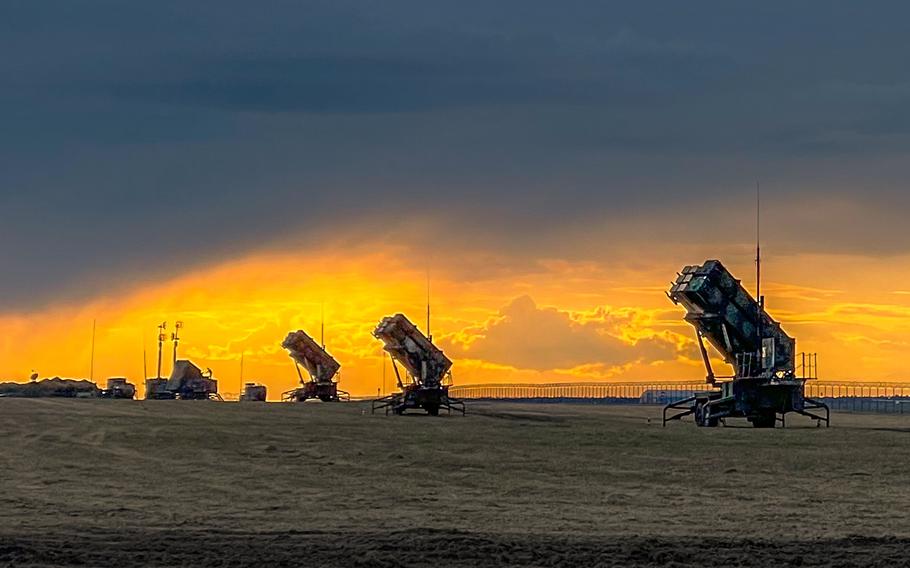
2;1;910;308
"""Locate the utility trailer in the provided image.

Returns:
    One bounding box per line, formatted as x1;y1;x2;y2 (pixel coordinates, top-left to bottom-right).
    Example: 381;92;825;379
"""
371;313;465;416
240;383;267;402
663;260;829;428
99;377;136;399
281;330;349;402
144;378;170;400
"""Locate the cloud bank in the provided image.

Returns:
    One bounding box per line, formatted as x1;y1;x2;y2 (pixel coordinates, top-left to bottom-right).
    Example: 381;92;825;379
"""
446;295;691;373
3;2;910;308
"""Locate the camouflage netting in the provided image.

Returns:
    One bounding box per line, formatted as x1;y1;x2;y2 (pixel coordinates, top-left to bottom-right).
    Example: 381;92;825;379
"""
0;378;99;398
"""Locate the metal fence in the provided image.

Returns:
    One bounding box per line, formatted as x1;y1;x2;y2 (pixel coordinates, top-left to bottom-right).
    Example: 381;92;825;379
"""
812;397;910;414
449;381;910;413
804;382;910;399
451;382;705;404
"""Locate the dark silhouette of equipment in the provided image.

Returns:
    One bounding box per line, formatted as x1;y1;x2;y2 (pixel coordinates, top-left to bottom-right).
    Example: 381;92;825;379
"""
0;377;98;398
171;321;183;367
663;260;829;427
144;378;168;400
156;321;167;380
99;377;136;399
145;360;221;400
371;313;464;416
240;382;268;402
281;330;349;402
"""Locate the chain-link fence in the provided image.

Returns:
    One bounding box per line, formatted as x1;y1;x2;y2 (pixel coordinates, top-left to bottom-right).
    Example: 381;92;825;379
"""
450;381;910;414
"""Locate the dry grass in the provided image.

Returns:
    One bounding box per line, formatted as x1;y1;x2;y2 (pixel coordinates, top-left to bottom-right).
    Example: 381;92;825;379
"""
1;399;908;566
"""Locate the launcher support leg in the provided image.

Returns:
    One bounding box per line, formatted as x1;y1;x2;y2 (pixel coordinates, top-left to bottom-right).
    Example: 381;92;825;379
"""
798;398;830;427
389;355;405;390
696;331;716;386
663;396;697;426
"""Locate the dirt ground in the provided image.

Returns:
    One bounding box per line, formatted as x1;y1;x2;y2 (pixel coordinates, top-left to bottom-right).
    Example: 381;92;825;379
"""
1;399;908;567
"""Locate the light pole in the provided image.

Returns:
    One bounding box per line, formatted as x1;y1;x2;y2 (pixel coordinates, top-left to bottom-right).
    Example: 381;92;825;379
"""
171;321;183;368
157;321;167;379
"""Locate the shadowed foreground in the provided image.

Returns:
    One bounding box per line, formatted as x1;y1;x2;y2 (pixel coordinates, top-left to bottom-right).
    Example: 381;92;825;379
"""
1;400;908;567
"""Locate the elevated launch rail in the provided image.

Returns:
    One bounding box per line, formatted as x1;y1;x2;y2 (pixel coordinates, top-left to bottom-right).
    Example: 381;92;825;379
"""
371;313;464;416
664;260;828;427
281;330;349;402
670;260;798;378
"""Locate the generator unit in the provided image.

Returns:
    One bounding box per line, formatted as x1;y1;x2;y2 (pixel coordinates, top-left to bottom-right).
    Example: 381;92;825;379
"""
371;313;465;416
240;383;268;402
280;330;349;402
144;378;170;400
663;260;828;427
99;377;136;399
145;377;174;400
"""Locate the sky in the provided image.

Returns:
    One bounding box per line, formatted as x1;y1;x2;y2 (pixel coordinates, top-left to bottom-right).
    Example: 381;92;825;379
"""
3;2;910;397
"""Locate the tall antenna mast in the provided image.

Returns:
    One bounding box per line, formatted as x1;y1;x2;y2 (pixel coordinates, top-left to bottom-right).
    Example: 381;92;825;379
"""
157;321;167;379
321;302;325;349
755;181;763;366
143;329;148;380
90;319;96;381
172;321;183;368
756;181;761;307
426;267;431;342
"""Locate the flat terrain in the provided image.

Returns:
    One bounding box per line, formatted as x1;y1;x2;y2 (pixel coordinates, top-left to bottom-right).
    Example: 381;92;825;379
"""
1;400;909;567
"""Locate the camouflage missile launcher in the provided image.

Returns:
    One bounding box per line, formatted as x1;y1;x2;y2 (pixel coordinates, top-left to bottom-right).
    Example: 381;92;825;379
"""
664;260;828;428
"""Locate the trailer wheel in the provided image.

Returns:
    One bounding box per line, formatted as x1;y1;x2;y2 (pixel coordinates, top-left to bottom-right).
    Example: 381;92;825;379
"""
425;404;440;416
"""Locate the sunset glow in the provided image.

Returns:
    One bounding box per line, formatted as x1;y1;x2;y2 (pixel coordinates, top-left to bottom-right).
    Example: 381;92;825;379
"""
5;3;910;399
4;243;910;398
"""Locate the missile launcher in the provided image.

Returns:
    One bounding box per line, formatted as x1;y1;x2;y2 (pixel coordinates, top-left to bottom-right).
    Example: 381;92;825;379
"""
371;313;464;416
281;330;349;402
663;260;828;427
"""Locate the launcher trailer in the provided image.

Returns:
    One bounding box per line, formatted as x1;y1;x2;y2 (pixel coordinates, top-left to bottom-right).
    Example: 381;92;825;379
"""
281;330;349;402
663;260;829;428
371;313;465;416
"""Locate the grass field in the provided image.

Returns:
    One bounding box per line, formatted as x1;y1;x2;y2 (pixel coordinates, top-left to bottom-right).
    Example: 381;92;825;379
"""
1;399;909;567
